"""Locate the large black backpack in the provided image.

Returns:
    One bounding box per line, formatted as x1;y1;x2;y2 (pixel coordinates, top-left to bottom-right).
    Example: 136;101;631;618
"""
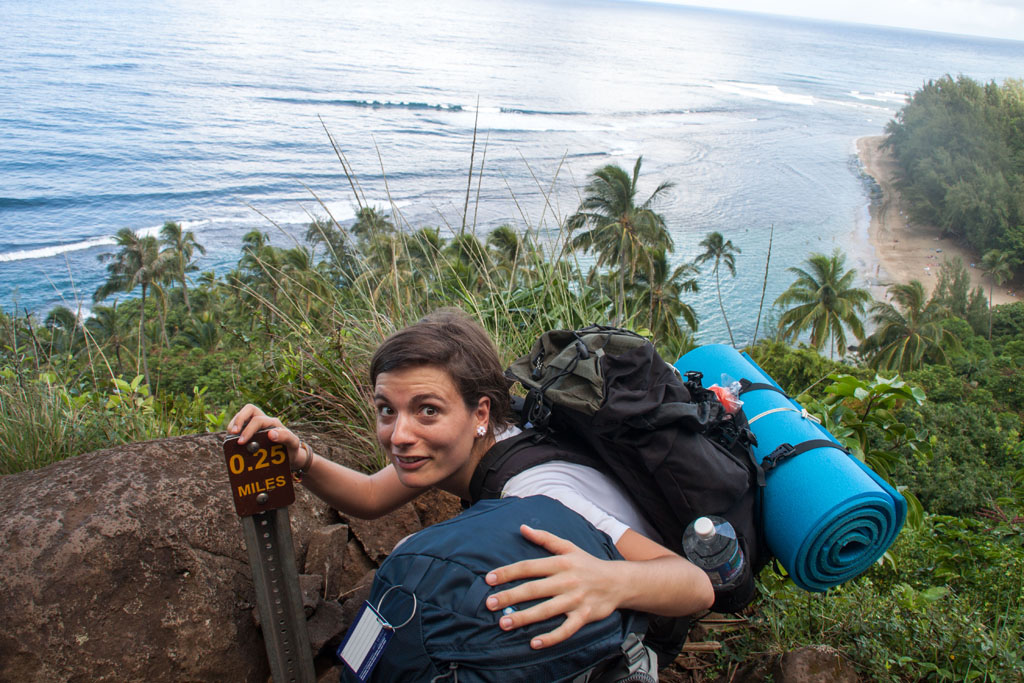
469;326;770;615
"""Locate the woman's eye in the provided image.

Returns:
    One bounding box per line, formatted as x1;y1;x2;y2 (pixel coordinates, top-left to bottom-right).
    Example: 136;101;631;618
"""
421;405;439;417
377;405;395;417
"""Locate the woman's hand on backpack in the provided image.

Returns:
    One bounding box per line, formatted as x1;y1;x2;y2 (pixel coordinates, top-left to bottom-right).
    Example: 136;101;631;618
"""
227;404;304;469
483;524;623;649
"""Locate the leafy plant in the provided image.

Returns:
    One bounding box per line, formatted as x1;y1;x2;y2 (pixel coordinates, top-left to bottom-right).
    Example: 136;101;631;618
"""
797;373;928;529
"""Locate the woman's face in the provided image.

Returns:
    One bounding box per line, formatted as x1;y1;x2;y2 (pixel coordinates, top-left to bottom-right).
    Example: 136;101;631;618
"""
374;364;489;496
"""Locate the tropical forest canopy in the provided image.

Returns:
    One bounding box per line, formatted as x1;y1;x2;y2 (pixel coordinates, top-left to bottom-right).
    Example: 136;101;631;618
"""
885;74;1024;269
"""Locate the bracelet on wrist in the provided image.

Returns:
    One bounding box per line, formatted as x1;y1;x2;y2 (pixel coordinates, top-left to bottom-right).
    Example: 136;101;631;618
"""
291;441;315;482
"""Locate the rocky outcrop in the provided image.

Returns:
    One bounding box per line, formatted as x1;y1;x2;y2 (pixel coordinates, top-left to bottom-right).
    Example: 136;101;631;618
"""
0;433;455;682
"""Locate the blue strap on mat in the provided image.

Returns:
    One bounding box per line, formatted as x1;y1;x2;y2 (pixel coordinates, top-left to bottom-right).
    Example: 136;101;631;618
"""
675;344;906;592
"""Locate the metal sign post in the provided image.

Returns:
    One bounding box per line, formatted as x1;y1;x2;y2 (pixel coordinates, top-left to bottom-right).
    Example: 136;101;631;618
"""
224;430;315;683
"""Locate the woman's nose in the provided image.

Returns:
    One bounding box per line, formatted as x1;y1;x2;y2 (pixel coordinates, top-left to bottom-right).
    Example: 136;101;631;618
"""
389;412;416;446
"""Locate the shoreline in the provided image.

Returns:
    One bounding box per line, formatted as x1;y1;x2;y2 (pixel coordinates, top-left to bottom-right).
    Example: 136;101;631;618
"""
855;135;1018;306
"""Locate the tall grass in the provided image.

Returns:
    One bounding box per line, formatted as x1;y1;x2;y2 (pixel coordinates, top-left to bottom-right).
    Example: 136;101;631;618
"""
0;371;227;475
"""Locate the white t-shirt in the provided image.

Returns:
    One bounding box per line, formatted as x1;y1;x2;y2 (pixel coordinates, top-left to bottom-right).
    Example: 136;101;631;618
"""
496;426;660;545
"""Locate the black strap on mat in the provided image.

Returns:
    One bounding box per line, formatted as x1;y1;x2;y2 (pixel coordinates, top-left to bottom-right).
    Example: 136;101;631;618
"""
761;439;851;473
738;378;788;397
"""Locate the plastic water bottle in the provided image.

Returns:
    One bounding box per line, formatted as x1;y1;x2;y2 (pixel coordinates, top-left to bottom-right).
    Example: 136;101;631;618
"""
682;516;747;590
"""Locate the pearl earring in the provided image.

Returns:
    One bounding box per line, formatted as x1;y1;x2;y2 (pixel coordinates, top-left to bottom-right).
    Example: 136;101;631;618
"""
476;425;487;437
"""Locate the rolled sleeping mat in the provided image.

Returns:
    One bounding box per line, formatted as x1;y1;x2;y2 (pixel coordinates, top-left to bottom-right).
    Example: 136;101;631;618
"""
674;344;906;592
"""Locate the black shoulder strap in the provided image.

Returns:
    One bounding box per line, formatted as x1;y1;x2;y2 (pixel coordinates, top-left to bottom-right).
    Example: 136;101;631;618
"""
466;429;598;505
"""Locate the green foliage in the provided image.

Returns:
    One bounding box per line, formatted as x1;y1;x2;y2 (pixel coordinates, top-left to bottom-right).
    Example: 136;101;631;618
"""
895;399;1022;515
0;372;225;474
799;373;928;527
991;302;1024;351
886;75;1024;270
724;514;1024;681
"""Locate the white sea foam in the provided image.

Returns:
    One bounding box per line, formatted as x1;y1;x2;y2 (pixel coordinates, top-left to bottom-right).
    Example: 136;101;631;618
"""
711;81;815;106
0;235;117;263
848;90;908;104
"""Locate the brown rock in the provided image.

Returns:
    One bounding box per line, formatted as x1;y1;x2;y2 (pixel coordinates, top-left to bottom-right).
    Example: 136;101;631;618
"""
337;539;377;601
300;573;325;616
345;504;421;563
338;570;377;633
307;597;346;654
772;645;860;683
413;487;463;528
305;523;350;599
0;432;330;682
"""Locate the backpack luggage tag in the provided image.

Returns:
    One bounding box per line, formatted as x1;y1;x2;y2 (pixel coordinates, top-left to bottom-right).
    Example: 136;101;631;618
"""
337;586;416;682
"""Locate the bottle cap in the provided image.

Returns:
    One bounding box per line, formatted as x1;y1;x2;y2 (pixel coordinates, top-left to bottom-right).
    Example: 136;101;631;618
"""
694;516;715;539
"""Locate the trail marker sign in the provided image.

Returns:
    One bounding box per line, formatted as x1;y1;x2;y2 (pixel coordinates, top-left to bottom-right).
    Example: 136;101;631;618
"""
223;430;313;683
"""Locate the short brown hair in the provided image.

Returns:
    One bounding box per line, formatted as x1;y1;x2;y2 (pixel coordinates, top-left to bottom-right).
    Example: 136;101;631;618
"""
370;309;512;433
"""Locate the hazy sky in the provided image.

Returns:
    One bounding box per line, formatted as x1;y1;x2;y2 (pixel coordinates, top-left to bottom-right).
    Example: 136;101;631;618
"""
651;0;1024;41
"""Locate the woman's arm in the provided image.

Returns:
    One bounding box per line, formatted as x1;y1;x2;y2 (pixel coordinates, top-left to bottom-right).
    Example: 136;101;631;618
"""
483;525;713;649
228;404;420;519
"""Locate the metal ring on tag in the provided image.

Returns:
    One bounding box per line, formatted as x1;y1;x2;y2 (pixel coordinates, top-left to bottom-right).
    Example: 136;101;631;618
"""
376;585;418;630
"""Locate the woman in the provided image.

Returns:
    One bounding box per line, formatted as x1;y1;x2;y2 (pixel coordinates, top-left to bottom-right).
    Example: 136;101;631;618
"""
228;309;713;650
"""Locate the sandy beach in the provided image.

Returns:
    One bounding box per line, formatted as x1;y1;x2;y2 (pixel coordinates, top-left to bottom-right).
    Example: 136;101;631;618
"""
856;135;1017;307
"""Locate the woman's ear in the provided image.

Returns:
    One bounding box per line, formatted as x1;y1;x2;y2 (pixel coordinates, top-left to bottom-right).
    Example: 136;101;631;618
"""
475;396;491;427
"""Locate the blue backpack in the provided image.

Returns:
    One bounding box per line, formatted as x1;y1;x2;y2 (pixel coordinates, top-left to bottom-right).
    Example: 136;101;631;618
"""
338;496;655;683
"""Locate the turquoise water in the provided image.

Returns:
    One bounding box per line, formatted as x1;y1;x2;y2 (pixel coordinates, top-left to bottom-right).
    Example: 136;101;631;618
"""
2;0;1022;342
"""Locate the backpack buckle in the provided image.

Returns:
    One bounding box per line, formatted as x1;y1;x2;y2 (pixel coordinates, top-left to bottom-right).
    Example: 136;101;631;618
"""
522;389;551;430
761;443;796;472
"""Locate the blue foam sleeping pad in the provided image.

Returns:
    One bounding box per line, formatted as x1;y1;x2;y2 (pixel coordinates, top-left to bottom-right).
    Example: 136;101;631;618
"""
675;345;906;592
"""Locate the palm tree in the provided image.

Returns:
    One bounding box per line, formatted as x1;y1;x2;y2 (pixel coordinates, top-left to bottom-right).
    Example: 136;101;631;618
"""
774;249;872;359
981;249;1013;339
305;216;359;285
43;306;82;356
567;157;674;322
94;228;167;385
84;301;133;376
351;206;395;250
694;232;741;347
445;233;492;292
629;248;699;347
159;221;205;314
178;311;221;352
860;280;961;372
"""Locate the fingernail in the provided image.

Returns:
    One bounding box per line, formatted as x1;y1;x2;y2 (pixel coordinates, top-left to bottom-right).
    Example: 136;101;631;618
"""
486;596;498;609
500;617;512;629
485;572;497;584
531;638;542;649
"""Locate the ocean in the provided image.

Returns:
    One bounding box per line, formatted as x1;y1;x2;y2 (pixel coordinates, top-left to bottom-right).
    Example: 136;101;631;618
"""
2;0;1023;343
